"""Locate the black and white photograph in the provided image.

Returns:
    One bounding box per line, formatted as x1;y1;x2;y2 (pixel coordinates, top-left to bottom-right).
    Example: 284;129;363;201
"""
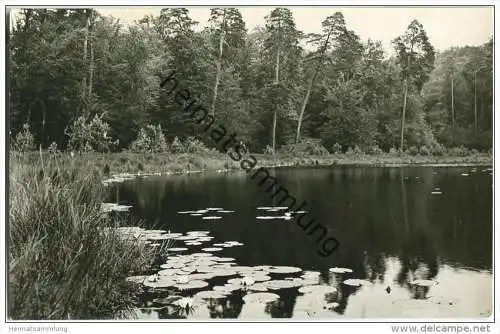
2;2;497;330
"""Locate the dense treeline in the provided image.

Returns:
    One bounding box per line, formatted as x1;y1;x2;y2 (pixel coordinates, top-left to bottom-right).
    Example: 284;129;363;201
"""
8;8;493;154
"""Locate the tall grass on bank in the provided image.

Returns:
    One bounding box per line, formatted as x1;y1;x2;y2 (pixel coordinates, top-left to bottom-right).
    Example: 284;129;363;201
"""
8;152;156;319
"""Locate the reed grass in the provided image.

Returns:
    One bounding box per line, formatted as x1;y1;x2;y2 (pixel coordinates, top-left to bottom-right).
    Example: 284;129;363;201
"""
8;152;156;319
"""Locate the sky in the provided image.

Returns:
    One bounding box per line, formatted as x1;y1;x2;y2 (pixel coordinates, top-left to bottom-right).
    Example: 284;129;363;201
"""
96;6;493;54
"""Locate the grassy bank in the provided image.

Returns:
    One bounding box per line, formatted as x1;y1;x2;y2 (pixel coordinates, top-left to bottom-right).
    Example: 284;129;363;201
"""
15;151;491;178
8;152;157;319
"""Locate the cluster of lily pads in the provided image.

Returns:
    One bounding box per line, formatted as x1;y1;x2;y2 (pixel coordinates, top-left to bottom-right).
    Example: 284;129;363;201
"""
177;207;235;220
255;206;307;221
102;172;163;186
125;239;393;317
101;202;133;212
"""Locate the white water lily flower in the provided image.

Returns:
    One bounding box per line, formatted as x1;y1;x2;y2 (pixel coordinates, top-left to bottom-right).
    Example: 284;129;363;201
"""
147;274;159;282
175;297;194;308
177;275;189;284
241;276;255;286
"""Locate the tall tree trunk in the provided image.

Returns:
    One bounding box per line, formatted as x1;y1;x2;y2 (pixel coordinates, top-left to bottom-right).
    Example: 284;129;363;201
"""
474;70;478;132
451;75;455;141
210;9;226;117
400;77;408;152
272;47;280;155
400;51;412;152
295;32;332;143
88;10;94;101
295;77;314;143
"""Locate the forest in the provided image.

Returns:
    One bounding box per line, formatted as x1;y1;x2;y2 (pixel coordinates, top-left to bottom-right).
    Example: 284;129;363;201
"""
8;8;493;155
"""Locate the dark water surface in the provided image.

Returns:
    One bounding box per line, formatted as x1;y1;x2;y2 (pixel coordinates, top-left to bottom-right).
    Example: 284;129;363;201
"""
110;166;493;319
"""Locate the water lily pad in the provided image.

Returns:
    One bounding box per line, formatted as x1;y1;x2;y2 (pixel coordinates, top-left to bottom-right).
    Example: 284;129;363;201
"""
410;279;437;287
302;271;321;277
185;242;202;246
143;276;177;288
431;191;442;195
211;269;239;277
256;216;279;220
168;247;188;252
197;237;214;241
188;273;216;280
163;233;183;238
231;266;254;274
243;292;280;303
158;269;182;276
248;283;268;292
191;253;213;257
268;266;302;274
206;207;223;211
126;275;148;284
101;203;132;212
217;210;235;213
212;285;235;294
343;279;372;287
147;235;172;241
194;290;227;300
264;279;303;290
225;241;244;246
298;285;336;294
253;265;272;271
177;211;194;214
176;235;199;241
187;230;210;235
202;216;223;220
174;280;209;290
195;209;209;213
212;243;226;247
202;247;223;252
190;213;203;216
461;173;469;176
214;257;235;262
180;267;197;274
244;274;272;282
329;267;353;274
324;302;339;310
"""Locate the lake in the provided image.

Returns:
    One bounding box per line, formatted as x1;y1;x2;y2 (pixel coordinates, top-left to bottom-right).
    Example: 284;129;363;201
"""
109;166;493;319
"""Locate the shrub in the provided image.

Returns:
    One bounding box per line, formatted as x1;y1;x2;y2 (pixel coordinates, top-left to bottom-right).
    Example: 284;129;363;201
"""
428;142;445;156
130;124;168;153
171;136;184;153
448;146;469;157
353;145;364;155
407;146;419;156
389;147;399;156
12;123;35;152
367;145;383;155
66;114;113;153
331;143;343;154
48;142;59;155
281;138;330;157
184;137;210;154
419;145;431;156
263;145;274;155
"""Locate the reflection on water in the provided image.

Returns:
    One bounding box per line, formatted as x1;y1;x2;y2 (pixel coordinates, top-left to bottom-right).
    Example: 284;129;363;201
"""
110;166;492;319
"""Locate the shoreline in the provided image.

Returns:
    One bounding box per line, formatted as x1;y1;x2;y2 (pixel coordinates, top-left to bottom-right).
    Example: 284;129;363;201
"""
11;151;493;185
81;152;493;184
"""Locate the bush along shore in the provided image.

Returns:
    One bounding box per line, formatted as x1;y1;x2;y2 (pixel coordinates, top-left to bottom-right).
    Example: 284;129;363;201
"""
8;152;162;320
